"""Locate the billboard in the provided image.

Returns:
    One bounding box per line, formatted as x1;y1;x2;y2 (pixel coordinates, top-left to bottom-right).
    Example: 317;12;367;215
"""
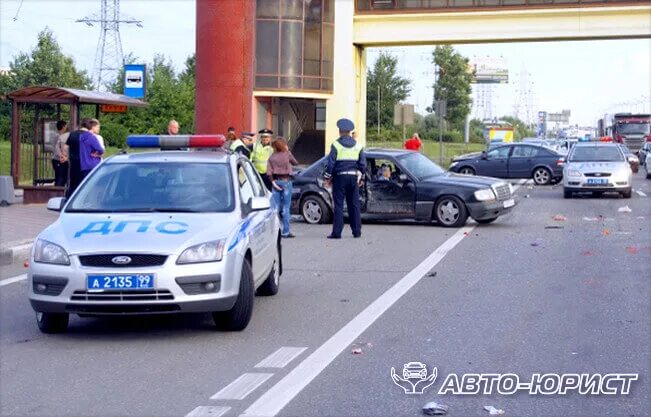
469;57;508;84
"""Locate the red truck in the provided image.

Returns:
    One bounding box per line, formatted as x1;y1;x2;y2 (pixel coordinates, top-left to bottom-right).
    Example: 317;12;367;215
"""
603;113;651;154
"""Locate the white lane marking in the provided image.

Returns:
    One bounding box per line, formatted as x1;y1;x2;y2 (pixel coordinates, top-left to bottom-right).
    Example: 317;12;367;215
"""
255;347;308;369
210;373;274;401
635;190;647;197
185;406;231;417
240;226;475;417
0;274;27;287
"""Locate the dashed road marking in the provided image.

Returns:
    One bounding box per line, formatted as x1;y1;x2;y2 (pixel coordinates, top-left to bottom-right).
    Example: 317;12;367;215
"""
0;274;27;287
210;373;274;401
635;190;647;197
185;406;231;417
240;226;475;417
255;347;307;369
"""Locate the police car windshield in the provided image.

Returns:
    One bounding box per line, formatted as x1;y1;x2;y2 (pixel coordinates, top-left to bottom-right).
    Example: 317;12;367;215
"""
397;152;445;179
569;146;625;163
67;162;235;213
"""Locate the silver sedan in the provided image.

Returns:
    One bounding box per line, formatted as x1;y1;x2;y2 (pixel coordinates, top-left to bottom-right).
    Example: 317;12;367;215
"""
562;143;632;199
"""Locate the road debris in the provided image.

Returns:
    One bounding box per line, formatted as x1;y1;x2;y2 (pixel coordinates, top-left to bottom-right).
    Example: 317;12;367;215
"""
483;405;505;415
23;259;29;268
530;241;541;247
427;271;438;277
422;401;449;415
581;250;596;256
524;194;530;198
603;229;610;236
351;348;363;355
625;246;639;255
617;206;632;213
544;226;564;229
552;214;566;221
583;217;599;221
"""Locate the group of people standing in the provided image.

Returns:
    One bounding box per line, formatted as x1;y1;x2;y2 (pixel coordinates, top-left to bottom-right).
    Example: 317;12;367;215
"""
227;117;366;240
52;118;105;197
227;127;299;238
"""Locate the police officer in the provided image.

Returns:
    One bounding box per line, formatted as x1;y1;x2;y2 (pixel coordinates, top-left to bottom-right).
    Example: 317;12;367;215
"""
324;118;366;239
230;132;255;157
251;128;274;190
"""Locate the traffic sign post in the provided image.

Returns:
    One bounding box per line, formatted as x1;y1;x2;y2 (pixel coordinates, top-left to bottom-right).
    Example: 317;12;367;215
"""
394;103;414;141
435;100;447;165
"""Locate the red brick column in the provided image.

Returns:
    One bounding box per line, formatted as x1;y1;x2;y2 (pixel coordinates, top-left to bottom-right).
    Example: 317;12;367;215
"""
195;0;255;134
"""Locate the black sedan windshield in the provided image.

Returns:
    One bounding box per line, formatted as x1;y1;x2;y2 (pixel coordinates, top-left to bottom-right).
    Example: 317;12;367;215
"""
397;152;445;179
67;162;235;213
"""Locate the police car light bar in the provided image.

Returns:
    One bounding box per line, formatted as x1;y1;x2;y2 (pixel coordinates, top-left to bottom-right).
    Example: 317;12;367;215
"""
127;135;226;148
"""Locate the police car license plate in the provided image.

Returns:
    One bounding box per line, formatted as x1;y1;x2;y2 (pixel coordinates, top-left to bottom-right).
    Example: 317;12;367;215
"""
87;274;155;291
587;178;607;185
503;198;515;208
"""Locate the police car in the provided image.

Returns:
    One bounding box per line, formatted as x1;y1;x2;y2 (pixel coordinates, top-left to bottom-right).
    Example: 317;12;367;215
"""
29;135;282;333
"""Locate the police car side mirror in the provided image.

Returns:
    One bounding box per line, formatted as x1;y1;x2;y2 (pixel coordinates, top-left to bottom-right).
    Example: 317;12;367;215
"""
47;197;66;212
250;196;271;211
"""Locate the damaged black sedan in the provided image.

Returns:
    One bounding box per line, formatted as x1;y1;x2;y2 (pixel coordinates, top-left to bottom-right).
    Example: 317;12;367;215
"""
291;149;517;227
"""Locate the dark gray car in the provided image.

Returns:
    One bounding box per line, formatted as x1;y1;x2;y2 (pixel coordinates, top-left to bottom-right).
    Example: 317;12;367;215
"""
448;143;564;185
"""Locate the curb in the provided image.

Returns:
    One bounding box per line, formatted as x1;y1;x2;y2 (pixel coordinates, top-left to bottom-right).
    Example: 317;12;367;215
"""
0;240;33;266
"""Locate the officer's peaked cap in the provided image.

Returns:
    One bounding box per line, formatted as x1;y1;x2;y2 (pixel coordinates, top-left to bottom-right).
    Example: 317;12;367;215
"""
336;118;355;132
258;128;273;136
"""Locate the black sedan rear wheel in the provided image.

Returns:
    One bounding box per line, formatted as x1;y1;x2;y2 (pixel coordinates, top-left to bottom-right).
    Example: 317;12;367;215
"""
434;195;468;228
301;195;331;224
532;167;552;185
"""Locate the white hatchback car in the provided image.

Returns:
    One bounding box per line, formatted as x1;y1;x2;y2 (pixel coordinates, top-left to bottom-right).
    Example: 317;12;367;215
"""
29;135;281;333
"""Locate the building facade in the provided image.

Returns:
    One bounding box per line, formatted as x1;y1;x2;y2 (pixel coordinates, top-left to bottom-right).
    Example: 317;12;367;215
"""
195;0;651;161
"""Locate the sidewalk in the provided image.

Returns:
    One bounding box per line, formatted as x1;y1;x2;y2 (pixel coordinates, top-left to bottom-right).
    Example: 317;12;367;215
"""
0;204;58;265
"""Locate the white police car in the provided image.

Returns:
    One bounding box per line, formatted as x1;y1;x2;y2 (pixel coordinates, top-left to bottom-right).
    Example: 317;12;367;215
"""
29;135;282;333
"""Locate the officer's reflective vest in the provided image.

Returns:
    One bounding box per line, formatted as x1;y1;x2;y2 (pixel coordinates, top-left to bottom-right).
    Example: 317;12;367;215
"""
250;142;272;173
333;140;363;161
230;139;245;152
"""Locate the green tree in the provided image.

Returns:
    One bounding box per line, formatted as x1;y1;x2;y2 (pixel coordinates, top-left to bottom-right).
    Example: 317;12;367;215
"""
366;52;411;132
431;46;473;131
0;28;90;140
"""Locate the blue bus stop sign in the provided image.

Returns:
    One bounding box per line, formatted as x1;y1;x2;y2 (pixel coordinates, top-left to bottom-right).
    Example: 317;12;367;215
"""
123;64;146;98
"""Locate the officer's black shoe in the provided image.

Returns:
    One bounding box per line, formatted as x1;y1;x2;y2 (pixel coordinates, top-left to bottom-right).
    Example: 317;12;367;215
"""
326;234;341;239
353;233;361;238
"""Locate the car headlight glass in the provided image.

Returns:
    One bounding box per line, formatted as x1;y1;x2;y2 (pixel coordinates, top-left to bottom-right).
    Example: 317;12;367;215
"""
33;239;70;265
567;169;582;177
449;161;458;168
177;240;225;264
508;183;514;195
474;188;496;202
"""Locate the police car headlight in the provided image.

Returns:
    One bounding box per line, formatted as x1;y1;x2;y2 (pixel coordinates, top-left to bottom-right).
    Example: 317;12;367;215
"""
177;240;225;264
474;188;496;202
567;169;582;177
33;239;70;265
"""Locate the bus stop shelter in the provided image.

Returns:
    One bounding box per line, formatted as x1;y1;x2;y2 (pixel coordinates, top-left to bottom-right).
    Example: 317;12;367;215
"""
5;86;147;203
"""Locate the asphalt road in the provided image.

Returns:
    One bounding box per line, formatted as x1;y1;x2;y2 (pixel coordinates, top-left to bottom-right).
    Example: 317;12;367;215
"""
0;174;649;417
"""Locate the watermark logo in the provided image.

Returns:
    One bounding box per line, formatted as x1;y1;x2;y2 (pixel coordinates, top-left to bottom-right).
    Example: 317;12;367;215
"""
390;362;438;394
390;362;638;396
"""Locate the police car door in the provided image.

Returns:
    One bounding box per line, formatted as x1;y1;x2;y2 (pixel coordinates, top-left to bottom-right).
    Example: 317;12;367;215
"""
238;161;274;280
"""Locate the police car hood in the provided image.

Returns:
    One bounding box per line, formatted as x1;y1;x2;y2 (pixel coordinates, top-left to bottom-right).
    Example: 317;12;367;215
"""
40;213;240;256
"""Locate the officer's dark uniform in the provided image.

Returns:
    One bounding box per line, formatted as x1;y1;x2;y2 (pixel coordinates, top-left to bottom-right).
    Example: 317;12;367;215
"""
324;118;366;239
230;132;254;158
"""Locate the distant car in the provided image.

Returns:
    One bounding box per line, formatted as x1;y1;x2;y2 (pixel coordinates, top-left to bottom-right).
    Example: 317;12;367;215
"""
448;143;564;185
563;142;632;199
291;148;517;227
636;142;651;167
403;362;428;380
29;139;282;333
645;153;651;179
618;144;640;173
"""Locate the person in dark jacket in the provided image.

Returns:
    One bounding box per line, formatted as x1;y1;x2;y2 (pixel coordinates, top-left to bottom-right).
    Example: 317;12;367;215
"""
323;118;367;239
230;132;254;157
65;118;91;198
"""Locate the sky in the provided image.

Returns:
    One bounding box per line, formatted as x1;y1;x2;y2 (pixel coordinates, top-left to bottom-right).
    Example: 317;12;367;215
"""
1;0;649;127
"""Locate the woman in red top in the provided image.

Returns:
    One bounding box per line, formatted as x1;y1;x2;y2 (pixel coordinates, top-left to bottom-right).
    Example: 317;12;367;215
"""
404;133;422;151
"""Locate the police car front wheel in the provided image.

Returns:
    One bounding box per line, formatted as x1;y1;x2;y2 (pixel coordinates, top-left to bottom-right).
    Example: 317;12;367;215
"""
213;259;254;331
36;311;69;334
